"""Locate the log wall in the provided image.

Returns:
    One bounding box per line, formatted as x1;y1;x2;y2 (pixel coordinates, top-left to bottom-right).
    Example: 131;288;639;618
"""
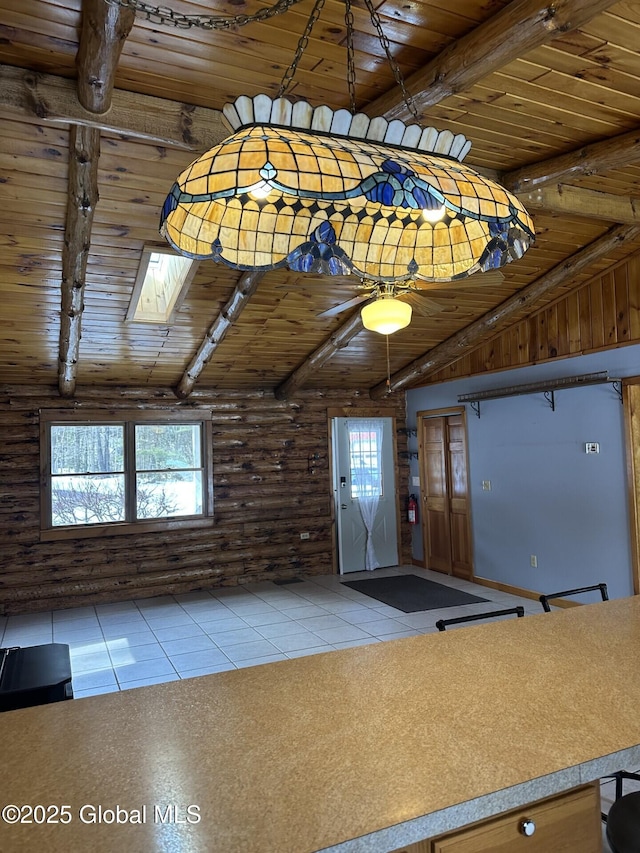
427;253;640;383
0;386;409;615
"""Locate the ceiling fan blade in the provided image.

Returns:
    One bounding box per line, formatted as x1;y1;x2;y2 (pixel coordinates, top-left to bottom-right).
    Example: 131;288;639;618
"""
317;293;370;318
402;292;449;316
421;269;505;290
275;273;356;290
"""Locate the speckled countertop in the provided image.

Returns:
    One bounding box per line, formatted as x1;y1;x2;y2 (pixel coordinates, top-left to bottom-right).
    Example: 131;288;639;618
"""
2;596;640;853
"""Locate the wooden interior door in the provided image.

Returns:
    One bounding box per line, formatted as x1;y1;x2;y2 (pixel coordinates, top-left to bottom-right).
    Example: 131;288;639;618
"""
421;416;451;573
447;414;473;580
623;380;640;595
419;409;473;580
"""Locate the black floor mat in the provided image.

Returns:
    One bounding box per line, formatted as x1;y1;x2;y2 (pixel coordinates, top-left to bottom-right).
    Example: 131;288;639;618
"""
342;574;488;613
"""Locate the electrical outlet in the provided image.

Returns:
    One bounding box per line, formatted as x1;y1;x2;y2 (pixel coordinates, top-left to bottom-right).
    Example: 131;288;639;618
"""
300;532;310;540
482;480;491;491
530;555;537;568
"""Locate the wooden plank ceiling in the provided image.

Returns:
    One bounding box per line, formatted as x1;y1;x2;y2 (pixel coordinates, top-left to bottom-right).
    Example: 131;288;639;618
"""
1;0;640;398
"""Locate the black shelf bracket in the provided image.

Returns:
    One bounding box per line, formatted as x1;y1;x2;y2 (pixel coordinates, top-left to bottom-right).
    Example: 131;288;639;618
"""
400;451;419;460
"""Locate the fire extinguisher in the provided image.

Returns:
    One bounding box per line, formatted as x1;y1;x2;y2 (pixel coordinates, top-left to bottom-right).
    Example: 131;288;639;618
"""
408;494;418;525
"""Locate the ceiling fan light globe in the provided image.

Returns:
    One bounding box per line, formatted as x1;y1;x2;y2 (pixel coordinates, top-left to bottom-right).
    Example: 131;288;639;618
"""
361;298;412;335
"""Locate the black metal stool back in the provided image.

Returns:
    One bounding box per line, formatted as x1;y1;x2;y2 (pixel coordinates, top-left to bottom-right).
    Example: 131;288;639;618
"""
435;606;524;631
606;788;640;853
539;583;609;612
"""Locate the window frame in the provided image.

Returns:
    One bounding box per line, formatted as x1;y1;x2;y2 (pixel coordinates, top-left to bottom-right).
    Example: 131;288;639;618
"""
40;409;214;540
126;244;199;325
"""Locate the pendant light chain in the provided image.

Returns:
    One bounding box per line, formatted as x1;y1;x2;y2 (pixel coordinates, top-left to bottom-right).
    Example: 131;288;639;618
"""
279;0;418;119
108;0;421;121
104;0;306;30
344;0;357;115
360;0;421;123
277;0;327;97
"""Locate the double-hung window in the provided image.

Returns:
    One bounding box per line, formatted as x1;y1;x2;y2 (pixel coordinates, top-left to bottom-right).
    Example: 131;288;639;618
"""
40;410;213;538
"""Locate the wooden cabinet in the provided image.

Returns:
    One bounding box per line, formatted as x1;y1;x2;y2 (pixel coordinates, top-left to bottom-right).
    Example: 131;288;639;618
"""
393;784;601;853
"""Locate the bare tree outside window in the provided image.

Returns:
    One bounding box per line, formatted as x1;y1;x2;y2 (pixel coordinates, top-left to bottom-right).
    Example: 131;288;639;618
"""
48;421;205;528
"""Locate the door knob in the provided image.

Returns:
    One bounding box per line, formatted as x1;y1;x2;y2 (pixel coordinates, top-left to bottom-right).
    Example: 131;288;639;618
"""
341;503;348;509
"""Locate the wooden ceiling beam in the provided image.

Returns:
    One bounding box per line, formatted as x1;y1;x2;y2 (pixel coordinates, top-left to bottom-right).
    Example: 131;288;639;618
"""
59;0;133;397
274;313;365;400
365;0;620;122
58;124;100;397
369;223;640;399
0;64;228;151
503;128;640;193
518;185;640;225
175;271;265;399
76;0;135;113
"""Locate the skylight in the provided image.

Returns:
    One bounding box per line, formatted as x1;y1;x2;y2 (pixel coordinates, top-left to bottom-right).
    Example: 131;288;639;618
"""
127;247;197;324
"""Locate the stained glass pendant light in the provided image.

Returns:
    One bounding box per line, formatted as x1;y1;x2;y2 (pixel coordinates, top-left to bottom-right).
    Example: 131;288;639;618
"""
160;0;534;292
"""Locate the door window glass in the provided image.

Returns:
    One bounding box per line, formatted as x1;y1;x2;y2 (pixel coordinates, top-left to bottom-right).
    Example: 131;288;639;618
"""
348;425;383;499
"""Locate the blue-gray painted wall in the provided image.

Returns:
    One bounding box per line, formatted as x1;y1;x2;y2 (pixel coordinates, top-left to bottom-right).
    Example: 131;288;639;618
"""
405;344;640;601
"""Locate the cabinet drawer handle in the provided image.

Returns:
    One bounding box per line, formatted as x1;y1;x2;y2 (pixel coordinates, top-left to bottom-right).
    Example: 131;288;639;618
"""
519;818;536;836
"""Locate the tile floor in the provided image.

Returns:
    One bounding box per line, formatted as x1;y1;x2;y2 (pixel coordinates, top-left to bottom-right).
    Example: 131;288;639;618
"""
0;566;543;698
1;564;636;848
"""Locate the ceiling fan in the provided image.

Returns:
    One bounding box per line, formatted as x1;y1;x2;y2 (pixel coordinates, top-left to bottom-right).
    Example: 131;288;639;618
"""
317;270;505;334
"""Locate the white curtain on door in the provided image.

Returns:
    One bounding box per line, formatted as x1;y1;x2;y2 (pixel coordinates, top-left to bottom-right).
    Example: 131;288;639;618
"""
347;418;383;571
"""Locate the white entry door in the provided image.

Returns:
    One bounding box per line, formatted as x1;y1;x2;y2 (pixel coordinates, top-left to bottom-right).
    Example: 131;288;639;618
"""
332;417;399;574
